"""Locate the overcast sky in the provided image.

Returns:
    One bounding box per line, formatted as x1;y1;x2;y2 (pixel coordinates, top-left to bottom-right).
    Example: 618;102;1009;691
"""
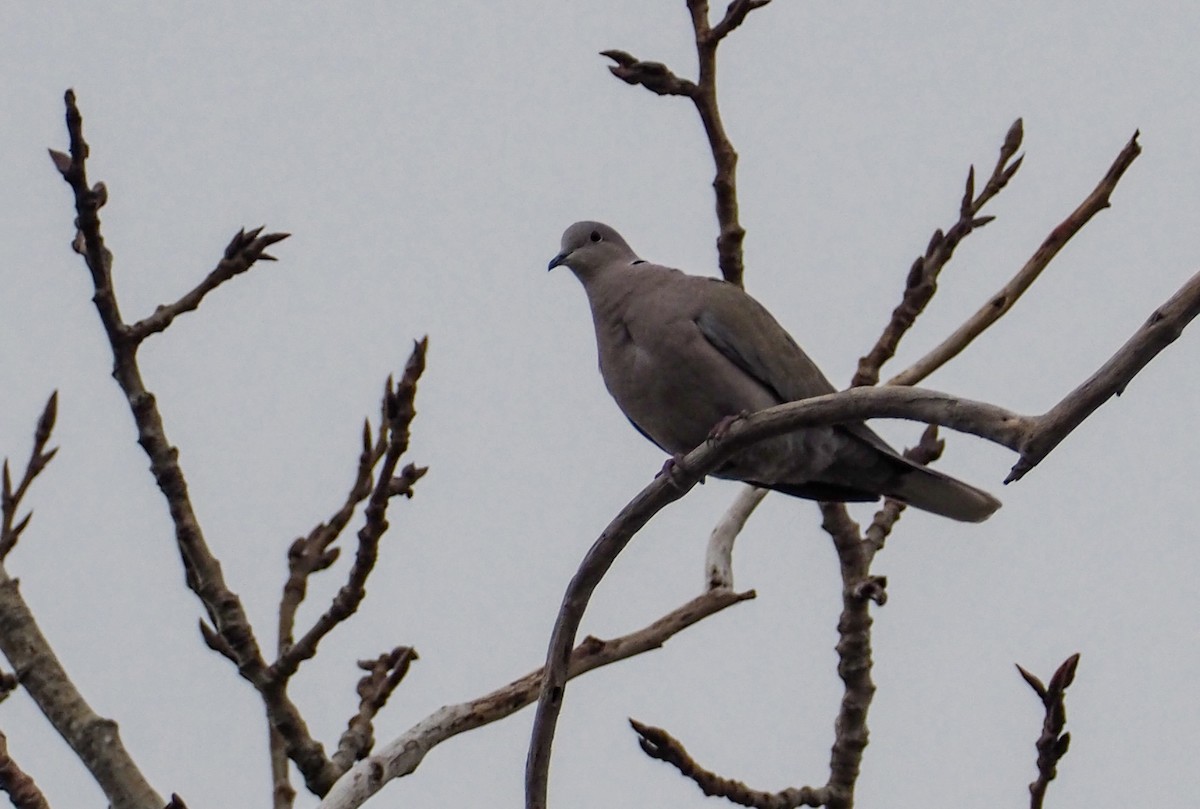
3;3;1199;808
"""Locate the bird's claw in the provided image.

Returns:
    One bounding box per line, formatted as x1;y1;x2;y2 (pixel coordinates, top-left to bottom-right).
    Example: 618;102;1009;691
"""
707;411;750;442
656;453;704;490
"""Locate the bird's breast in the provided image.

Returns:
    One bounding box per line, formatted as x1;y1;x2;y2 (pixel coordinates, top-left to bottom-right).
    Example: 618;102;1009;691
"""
595;313;765;455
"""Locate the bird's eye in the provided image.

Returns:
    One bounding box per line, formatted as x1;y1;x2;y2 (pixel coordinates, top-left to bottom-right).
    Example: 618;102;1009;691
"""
589;230;602;243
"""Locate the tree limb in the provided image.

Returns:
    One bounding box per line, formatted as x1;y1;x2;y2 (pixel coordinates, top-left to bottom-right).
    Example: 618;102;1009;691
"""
854;118;1025;388
0;730;52;809
0;401;163;809
704;484;767;590
0;569;161;809
0;393;58;560
524;257;1200;807
1018;654;1079;809
127;227;290;343
603;0;771;286
318;587;754;809
51;89;342;796
630;719;825;808
889;131;1142;387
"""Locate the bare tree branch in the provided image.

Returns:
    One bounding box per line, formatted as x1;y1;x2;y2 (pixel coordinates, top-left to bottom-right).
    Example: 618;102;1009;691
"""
271;343;427;683
808;502;887;809
1019;654;1079;809
525;254;1200;807
630;719;825;808
0;569;163;809
127;227;290;343
0;730;52;809
331;646;419;772
1008;267;1200;481
889;131;1142;387
0;401;163;809
270;419;388;809
704;484;767;589
319;587;753;809
863;425;944;556
708;0;774;42
602;51;696;97
603;0;770;286
0;393;58;560
854;119;1025;388
51;89;342;797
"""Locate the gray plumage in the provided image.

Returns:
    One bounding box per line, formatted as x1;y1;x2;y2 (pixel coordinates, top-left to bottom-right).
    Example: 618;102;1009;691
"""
549;221;1000;523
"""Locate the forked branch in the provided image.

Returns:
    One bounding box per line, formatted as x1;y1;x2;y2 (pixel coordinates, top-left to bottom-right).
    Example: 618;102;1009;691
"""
854;118;1026;387
319;587;754;809
603;0;772;286
1018;654;1080;809
525;255;1200;807
0;405;162;809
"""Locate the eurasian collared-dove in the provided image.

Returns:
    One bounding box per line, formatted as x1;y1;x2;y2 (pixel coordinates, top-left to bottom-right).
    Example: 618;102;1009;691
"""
549;221;1000;523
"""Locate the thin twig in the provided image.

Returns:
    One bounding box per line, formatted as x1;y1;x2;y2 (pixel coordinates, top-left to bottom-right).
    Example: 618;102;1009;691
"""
270;419;390;808
128;228;290;343
271;341;427;683
0;730;52;809
603;0;771;286
1018;654;1080;809
704;484;767;589
278;421;387;658
630;719;825;809
890;132;1142;387
854;119;1025;388
51;89;341;796
331;646;419;771
863;425;944;557
0;393;58;560
319;587;754;809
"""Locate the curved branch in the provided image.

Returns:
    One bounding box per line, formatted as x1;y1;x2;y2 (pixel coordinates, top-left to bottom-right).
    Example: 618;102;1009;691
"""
525;254;1200;807
524;386;1028;809
704;484;767;590
318;587;753;809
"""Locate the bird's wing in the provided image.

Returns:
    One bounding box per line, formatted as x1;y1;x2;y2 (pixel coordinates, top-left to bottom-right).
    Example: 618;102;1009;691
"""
693;277;904;457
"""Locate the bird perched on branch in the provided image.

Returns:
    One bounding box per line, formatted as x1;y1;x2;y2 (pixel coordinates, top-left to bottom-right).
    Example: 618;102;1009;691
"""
549;221;1000;522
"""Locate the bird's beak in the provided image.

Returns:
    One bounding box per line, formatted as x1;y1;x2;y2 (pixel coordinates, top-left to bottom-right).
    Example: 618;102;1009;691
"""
547;251;569;271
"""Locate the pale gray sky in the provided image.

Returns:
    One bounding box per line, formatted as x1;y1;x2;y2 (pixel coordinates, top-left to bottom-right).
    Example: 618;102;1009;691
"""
2;3;1198;807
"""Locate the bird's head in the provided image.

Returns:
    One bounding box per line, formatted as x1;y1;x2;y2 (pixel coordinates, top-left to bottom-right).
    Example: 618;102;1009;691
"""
548;221;639;276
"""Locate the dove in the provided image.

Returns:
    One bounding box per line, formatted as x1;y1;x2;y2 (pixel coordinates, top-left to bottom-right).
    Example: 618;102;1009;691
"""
548;221;1000;522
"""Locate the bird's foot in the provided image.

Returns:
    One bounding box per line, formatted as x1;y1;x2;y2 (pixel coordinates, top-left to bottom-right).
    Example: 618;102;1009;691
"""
707;411;750;442
656;453;704;490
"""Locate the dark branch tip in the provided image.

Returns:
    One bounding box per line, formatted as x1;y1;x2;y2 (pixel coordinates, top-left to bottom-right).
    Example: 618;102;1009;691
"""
36;391;59;443
1016;663;1047;697
600;49;637;67
47;149;72;175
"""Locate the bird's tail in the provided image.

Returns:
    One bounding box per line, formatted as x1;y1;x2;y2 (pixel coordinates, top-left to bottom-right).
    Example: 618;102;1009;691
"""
887;465;1001;523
